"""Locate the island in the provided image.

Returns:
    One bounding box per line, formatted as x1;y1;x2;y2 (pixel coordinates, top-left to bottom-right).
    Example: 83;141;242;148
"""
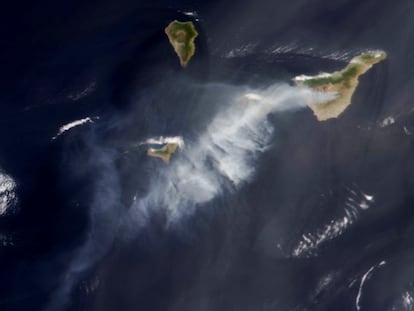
293;50;387;121
147;143;179;164
165;20;198;67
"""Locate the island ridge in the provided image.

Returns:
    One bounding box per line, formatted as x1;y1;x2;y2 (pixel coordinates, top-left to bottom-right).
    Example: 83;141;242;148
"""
147;143;179;163
293;50;387;121
165;20;198;67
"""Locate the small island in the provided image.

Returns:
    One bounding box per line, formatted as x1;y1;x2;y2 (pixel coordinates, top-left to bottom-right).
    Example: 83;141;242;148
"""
147;143;179;164
293;50;387;121
165;20;198;67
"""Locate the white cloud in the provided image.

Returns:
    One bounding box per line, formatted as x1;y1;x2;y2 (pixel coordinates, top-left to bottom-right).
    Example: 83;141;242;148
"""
52;117;95;140
0;172;17;216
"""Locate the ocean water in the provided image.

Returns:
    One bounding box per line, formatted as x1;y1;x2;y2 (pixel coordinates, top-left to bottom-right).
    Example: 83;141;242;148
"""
1;0;414;310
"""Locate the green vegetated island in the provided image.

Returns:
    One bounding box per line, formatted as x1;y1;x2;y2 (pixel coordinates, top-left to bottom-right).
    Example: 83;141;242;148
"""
147;143;179;164
293;50;387;121
165;20;198;67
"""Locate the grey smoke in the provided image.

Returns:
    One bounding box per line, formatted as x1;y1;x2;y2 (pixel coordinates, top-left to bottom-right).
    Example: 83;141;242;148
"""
129;83;335;225
45;81;334;310
45;138;123;311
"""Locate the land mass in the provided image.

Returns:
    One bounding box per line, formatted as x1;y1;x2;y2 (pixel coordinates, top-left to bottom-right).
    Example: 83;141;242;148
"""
165;20;198;67
147;143;179;164
293;50;387;121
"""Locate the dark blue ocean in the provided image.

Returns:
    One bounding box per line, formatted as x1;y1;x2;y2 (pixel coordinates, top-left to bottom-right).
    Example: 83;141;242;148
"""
1;0;414;310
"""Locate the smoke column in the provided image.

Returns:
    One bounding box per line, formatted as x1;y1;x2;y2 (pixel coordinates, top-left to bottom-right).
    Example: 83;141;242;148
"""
128;83;335;225
45;82;335;310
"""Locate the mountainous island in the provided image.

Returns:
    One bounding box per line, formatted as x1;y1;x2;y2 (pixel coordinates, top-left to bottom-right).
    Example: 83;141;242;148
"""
165;20;198;67
293;50;387;121
147;143;179;163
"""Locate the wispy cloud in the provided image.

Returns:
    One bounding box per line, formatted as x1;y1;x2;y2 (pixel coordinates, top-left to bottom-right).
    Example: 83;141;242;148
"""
52;117;96;140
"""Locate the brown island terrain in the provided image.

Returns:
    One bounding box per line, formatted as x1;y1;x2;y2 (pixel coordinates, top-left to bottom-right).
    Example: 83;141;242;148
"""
147;143;179;164
293;50;387;121
165;20;198;67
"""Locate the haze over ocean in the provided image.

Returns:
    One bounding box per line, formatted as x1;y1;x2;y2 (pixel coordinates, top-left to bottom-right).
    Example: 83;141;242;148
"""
0;1;414;311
